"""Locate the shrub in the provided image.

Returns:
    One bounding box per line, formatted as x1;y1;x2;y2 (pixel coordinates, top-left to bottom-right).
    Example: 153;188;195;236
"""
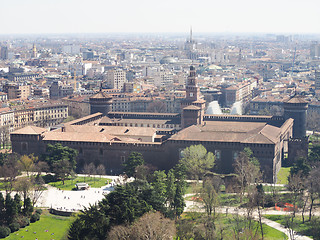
42;174;57;183
0;226;11;238
35;209;42;215
30;213;40;223
19;217;30;228
9;222;20;232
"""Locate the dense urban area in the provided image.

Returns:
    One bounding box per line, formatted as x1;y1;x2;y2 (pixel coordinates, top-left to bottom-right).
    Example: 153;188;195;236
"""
1;32;320;239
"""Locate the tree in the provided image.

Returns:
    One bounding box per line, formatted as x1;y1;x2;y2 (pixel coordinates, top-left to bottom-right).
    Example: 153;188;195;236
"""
307;166;320;221
290;157;311;178
233;147;261;203
108;212;176;240
0;153;21;193
200;176;221;217
14;177;33;204
18;155;35;177
123;152;144;177
5;194;17;224
96;164;105;179
22;197;33;217
52;159;72;185
179;144;215;180
29;175;45;206
88;163;96;182
146;101;167;113
166;169;176;212
44;143;78;181
13;194;22;215
0;193;5;225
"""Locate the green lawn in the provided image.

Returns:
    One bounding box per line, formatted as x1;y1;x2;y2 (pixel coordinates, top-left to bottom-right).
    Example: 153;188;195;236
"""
263;185;287;192
5;210;73;240
178;212;287;240
48;176;111;190
264;214;320;239
277;167;291;185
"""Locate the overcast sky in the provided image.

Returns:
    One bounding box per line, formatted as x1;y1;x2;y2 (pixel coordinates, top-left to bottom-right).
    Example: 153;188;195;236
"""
1;0;319;34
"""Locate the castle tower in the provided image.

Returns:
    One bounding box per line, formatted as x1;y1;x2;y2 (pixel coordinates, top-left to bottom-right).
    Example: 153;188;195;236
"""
89;90;113;116
181;66;206;128
283;95;308;138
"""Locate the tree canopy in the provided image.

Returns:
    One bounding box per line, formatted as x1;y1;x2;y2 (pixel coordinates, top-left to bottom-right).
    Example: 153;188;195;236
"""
122;152;144;177
44;143;78;184
179;144;215;180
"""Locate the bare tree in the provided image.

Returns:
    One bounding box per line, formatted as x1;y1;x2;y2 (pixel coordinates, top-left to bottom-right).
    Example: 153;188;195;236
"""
146;101;167;113
107;225;130;240
29;176;45;207
306;166;320;221
96;164;106;179
0;153;20;193
107;211;175;240
88;163;96;182
82;163;90;182
15;177;33;203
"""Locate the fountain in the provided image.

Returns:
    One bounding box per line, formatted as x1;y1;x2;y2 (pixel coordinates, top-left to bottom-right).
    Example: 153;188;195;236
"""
230;101;242;115
206;101;223;115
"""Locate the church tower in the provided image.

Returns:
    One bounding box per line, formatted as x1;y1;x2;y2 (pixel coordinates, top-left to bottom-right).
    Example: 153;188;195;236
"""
32;44;37;58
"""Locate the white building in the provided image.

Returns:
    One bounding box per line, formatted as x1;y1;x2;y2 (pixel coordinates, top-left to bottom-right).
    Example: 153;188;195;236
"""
106;69;127;90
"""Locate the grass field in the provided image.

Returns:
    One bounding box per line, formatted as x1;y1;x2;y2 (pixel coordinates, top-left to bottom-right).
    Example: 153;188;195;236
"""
179;212;287;240
264;214;319;239
276;167;291;185
48;176;111;190
5;210;73;240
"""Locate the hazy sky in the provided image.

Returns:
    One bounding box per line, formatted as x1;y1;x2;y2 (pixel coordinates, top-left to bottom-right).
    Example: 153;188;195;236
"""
1;0;319;34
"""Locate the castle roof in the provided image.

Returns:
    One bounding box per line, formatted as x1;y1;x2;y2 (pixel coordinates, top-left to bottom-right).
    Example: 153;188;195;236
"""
183;105;200;110
12;126;47;135
284;95;308;104
169;121;281;144
89;91;111;99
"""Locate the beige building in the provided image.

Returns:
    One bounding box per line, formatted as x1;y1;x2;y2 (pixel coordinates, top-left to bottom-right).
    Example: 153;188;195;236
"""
106;69;126;90
4;84;31;100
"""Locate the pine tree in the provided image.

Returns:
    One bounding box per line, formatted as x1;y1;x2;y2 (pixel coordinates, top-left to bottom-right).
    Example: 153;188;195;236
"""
23;197;33;217
0;193;5;225
14;193;22;214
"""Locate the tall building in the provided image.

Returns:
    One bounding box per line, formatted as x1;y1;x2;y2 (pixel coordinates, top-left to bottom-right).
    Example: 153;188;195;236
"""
3;83;31;100
310;42;320;59
0;46;8;60
315;70;320;90
32;44;37;58
49;81;74;100
106;69;126;90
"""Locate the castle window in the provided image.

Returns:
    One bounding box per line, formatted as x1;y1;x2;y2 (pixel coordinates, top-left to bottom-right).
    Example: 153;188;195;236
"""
79;148;83;154
22;142;27;151
99;148;103;155
121;156;126;163
215;150;221;160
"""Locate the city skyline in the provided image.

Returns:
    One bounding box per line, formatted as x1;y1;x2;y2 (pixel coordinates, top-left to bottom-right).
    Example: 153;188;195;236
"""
1;0;320;34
